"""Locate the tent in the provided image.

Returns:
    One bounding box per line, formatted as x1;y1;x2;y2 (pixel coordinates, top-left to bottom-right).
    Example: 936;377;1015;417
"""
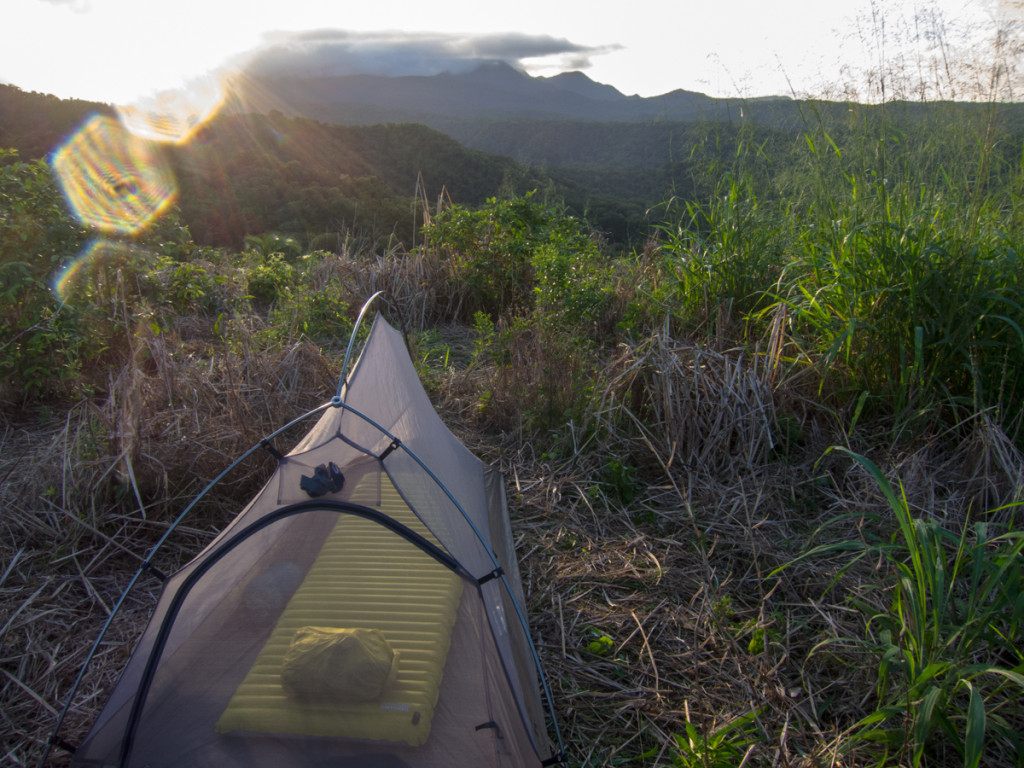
53;308;564;768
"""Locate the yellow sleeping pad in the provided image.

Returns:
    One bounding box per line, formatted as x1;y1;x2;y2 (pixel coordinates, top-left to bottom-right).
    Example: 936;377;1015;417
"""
215;471;464;746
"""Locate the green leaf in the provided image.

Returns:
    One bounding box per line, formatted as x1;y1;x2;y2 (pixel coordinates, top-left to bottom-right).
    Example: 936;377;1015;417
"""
912;685;941;766
683;721;700;750
977;666;1024;689
963;682;985;768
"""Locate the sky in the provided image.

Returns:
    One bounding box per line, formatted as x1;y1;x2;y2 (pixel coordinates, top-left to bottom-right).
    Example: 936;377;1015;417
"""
2;0;1020;108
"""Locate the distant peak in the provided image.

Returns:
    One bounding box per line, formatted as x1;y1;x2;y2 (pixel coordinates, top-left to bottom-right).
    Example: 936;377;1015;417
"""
549;70;590;82
463;59;528;79
475;59;522;72
542;70;625;101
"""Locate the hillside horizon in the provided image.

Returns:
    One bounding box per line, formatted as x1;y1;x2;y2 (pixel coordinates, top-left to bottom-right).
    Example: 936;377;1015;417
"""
3;70;1022;249
227;58;790;128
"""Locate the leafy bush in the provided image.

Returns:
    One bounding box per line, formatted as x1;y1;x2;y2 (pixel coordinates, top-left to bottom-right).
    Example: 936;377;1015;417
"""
469;312;599;438
424;192;608;325
0;150;89;400
245;252;294;306
531;235;615;333
266;287;353;347
139;256;233;315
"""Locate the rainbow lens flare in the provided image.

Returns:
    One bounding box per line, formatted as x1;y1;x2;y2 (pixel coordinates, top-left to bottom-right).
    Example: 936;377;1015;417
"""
50;115;177;235
53;238;157;301
116;76;225;144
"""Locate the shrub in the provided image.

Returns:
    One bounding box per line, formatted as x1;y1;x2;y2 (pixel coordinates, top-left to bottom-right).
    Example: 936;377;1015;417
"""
266;286;353;347
245;252;294;306
424;192;608;325
0;150;90;400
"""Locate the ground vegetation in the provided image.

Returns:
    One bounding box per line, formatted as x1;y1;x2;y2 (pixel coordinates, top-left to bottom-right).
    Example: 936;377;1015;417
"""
2;72;1024;767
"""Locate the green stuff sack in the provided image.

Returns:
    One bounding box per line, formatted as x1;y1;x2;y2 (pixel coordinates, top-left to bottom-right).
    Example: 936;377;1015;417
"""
280;627;400;703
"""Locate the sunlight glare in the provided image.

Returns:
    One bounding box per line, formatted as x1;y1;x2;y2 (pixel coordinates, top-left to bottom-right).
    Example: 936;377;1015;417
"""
116;76;226;144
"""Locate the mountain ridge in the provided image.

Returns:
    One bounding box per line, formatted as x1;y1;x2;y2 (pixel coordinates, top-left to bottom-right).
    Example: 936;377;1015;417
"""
229;60;762;128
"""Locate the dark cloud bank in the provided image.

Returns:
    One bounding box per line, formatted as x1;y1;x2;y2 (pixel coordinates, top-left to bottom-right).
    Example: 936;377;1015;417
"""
238;30;622;79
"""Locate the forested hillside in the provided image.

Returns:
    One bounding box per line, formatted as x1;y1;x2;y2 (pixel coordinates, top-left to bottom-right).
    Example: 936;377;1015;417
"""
170;113;550;247
0;85;114;160
0;84;685;247
8;83;1021;251
0;86;553;248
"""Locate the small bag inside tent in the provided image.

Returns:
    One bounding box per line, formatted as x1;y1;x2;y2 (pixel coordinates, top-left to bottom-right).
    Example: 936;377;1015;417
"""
60;312;563;768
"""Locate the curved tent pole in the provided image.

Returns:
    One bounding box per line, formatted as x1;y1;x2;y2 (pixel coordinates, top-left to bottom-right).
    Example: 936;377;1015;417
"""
336;290;385;400
389;443;567;759
38;400;334;768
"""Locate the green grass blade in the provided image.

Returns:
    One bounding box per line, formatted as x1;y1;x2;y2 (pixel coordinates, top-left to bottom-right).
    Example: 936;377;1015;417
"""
913;685;942;767
964;682;985;768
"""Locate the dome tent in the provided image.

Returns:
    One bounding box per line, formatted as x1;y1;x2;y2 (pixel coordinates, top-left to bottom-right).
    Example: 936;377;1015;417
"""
50;308;564;768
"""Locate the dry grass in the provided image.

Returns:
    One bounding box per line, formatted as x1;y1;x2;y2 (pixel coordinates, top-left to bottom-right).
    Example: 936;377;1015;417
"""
592;331;779;474
314;247;456;333
2;320;1020;767
454;331;1020;766
507;446;864;766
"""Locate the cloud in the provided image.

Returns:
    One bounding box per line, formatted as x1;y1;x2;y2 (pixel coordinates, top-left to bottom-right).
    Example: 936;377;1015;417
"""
236;30;621;79
37;0;90;9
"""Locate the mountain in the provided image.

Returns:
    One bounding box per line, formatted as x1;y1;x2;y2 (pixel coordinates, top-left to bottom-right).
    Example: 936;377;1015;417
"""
540;70;624;103
230;60;764;130
0;85;558;248
225;61;816;170
12;72;1020;252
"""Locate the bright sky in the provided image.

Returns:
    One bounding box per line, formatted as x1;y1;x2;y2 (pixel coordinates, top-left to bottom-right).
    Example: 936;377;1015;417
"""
2;0;1016;106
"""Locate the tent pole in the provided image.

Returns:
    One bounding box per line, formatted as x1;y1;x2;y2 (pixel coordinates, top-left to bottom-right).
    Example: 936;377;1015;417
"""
337;290;385;400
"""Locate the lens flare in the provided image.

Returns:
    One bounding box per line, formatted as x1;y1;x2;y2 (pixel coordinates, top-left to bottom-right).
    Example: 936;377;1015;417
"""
117;76;226;144
50;115;178;236
50;115;177;235
53;238;157;301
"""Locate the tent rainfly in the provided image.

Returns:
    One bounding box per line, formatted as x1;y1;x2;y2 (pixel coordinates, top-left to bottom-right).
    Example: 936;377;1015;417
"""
48;308;565;768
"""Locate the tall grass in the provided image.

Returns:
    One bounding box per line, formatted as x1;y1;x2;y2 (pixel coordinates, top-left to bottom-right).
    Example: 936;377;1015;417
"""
782;449;1024;767
645;101;1024;443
